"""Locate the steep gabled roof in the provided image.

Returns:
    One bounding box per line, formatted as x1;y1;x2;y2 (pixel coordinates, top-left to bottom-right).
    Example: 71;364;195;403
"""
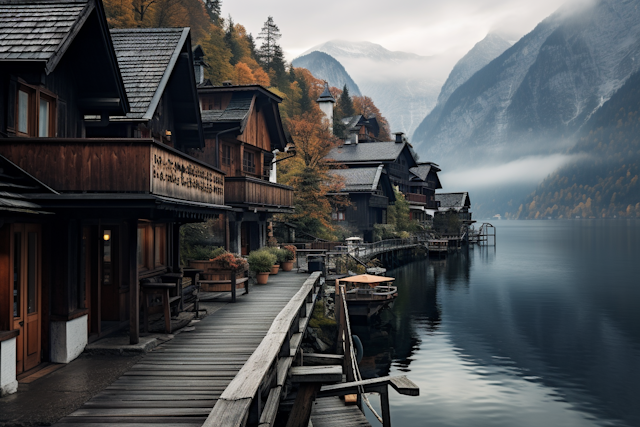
327;141;416;167
436;192;471;210
0;0;90;72
317;82;335;103
110;28;189;120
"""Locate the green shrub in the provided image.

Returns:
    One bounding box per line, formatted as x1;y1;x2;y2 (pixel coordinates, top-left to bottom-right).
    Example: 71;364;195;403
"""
248;249;277;273
267;247;288;264
186;245;226;261
283;245;297;261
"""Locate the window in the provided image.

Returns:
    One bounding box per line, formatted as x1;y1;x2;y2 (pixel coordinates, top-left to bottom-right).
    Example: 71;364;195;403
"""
243;151;256;174
14;83;56;137
332;209;346;221
221;144;231;166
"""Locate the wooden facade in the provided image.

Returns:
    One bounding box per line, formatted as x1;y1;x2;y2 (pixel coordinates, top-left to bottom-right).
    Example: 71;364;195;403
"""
0;0;229;383
193;84;295;254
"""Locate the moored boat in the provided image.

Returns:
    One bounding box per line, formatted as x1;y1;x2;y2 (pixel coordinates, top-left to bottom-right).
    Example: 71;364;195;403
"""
338;274;398;318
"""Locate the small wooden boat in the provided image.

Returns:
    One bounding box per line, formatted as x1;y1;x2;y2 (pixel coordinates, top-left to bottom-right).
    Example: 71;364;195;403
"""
338;274;398;318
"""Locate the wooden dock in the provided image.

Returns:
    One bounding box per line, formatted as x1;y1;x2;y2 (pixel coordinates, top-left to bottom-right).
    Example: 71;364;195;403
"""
310;397;371;427
53;271;319;427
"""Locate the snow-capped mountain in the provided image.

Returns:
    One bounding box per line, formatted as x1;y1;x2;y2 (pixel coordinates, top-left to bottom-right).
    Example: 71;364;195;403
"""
291;51;361;96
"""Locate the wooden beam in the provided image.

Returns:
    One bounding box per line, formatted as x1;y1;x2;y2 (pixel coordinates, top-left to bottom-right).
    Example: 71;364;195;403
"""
128;220;139;345
285;383;320;427
318;375;420;398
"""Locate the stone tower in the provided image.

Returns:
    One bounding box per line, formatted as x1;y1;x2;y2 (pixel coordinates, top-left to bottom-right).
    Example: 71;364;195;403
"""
316;81;335;131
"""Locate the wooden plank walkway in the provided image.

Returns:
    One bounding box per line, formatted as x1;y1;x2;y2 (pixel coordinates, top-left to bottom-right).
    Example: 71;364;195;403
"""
310;397;371;427
54;271;312;427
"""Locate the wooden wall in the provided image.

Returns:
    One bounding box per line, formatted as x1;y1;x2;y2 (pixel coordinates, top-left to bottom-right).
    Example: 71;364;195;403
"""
237;107;272;152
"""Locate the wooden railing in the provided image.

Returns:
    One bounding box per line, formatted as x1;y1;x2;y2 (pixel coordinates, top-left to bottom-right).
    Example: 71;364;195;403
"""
203;272;321;427
225;176;294;209
0;138;225;205
405;192;427;204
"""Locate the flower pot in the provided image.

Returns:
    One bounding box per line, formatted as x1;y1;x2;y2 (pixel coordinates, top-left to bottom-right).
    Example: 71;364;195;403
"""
282;261;294;271
270;264;280;275
256;272;270;285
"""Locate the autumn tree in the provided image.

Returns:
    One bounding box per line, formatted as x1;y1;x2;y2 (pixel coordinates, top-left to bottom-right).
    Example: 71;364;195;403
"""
103;0;135;27
353;95;391;140
201;24;234;84
132;0;155;23
278;113;347;239
233;62;255;85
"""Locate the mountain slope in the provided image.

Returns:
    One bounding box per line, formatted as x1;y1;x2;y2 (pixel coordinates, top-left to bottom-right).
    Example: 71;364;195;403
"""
292;51;361;96
300;40;446;137
413;0;640;170
412;33;512;142
511;69;640;219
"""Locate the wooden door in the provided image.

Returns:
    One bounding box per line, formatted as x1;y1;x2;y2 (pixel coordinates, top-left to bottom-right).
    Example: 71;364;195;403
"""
240;222;249;256
11;224;42;374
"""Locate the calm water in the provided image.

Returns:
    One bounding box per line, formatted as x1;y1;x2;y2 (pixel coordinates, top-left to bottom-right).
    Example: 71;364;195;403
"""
355;220;640;427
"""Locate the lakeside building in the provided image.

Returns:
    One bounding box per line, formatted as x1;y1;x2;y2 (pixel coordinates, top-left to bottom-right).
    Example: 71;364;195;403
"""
340;114;381;143
0;0;299;392
435;192;473;223
190;79;294;255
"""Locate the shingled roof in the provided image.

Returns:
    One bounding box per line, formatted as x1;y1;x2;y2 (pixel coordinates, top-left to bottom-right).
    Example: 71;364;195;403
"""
0;155;57;215
200;91;254;125
330;166;384;192
327;141;415;165
110;28;189;120
436;192;471;211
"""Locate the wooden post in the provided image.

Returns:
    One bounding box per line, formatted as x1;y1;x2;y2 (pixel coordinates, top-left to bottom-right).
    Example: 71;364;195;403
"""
285;383;321;427
231;273;236;303
379;386;391;427
129;220;139;345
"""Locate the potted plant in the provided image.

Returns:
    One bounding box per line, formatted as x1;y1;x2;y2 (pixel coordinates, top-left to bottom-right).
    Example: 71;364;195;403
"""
282;245;296;271
268;247;288;275
248;249;277;285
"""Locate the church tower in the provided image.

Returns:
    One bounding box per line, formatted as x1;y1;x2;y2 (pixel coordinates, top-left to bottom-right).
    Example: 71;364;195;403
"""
316;81;336;131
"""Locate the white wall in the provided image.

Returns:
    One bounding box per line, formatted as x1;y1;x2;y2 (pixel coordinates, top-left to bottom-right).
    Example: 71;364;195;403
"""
50;315;88;364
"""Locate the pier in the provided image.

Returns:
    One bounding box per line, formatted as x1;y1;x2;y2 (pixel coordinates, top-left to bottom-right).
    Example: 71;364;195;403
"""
53;271;321;427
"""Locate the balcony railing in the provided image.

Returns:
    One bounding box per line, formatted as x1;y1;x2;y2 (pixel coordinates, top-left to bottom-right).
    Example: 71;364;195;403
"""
404;192;427;205
0;138;225;206
225;176;294;210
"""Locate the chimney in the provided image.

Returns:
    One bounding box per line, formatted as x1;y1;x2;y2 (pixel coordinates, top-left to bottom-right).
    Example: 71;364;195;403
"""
222;80;233;87
394;132;405;143
316;81;336;132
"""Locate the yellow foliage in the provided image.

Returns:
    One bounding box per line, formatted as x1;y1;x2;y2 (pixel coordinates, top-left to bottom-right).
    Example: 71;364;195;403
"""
233;62;255;85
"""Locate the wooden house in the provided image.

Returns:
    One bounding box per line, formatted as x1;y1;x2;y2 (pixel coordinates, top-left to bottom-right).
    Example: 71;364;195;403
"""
328;165;396;241
435;192;473;222
341;115;380;143
0;0;225;386
190;84;294;255
408;162;443;221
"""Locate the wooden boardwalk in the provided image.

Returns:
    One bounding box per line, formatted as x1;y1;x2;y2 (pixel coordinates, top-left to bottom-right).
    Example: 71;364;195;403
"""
54;271;312;427
310;397;371;427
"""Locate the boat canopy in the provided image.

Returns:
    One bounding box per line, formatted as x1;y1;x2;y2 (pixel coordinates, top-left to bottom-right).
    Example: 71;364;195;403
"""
339;274;395;287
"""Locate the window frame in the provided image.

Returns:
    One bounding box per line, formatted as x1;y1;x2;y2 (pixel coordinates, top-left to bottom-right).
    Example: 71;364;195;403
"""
243;150;256;174
14;82;57;137
221;144;232;166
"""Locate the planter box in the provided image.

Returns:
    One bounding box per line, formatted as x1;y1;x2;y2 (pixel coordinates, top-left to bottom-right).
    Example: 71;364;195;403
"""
188;260;248;292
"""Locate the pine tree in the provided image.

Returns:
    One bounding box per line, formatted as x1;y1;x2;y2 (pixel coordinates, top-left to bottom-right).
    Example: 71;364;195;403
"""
203;0;221;24
224;17;242;65
338;84;355;118
257;16;282;69
270;45;287;89
297;75;312;113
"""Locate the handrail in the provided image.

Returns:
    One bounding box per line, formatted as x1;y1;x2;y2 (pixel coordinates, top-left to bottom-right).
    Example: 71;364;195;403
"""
203;271;322;427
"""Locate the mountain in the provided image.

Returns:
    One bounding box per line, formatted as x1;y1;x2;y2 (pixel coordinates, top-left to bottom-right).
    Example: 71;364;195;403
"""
299;40;447;138
292;51;361;96
510;69;640;219
412;0;640;170
412;33;512;143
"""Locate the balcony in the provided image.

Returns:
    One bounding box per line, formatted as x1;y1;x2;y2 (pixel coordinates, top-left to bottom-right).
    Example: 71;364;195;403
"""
0;138;225;206
404;192;427;205
225;176;294;212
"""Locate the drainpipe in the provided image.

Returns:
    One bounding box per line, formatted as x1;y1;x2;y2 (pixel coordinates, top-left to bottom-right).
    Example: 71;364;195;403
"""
214;127;240;168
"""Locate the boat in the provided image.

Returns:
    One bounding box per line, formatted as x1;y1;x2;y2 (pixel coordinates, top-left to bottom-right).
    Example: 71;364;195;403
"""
338;274;398;318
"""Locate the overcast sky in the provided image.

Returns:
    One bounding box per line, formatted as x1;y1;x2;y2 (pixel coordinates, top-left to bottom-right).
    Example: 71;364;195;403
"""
222;0;568;61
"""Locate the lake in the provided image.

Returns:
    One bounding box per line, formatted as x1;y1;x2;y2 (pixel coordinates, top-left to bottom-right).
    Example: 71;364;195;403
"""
355;220;640;427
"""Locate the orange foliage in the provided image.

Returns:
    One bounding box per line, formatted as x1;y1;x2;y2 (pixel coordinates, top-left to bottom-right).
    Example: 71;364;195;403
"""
252;67;271;87
233;62;255;85
353;95;391;140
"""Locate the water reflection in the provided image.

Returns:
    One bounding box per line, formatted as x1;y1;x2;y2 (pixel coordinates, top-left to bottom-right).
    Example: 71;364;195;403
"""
357;221;640;427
